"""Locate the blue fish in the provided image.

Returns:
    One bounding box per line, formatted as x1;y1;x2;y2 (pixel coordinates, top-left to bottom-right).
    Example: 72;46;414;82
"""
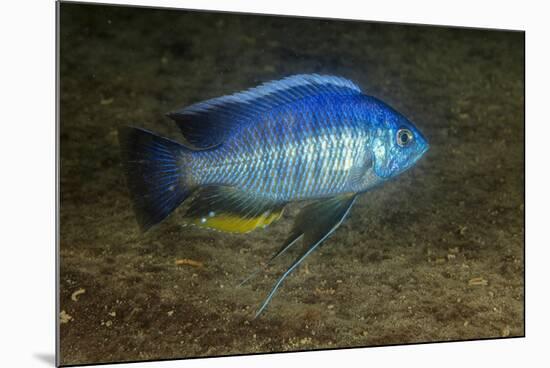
119;74;429;316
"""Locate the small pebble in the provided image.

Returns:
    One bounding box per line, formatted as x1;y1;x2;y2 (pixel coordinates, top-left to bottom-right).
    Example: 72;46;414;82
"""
100;97;114;105
468;277;488;286
60;310;73;324
71;288;86;302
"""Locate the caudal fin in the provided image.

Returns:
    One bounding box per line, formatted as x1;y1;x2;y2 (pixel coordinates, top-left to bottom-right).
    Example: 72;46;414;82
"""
118;127;193;231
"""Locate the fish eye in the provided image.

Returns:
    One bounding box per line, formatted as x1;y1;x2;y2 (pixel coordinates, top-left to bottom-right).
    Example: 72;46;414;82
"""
396;128;414;147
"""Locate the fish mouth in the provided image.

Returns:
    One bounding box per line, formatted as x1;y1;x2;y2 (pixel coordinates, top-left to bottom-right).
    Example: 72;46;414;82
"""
413;144;429;166
421;143;430;156
398;143;429;175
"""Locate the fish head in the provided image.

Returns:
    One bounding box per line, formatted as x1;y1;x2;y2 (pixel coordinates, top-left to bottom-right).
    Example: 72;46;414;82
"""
370;101;429;179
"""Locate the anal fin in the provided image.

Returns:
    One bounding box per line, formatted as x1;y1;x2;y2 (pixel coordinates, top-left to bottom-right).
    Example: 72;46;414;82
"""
254;193;358;317
183;186;286;234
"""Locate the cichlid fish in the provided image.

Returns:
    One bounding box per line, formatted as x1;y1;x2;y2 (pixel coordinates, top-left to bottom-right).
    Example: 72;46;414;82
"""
119;74;429;316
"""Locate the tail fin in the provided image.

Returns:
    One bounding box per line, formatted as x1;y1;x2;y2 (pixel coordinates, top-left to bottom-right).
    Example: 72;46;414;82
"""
118;127;193;231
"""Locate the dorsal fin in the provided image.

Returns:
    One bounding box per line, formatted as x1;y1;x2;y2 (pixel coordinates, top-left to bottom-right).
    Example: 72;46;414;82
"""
167;74;363;148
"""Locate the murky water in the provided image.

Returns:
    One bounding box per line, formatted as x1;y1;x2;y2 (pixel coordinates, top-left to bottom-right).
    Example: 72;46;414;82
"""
58;3;524;365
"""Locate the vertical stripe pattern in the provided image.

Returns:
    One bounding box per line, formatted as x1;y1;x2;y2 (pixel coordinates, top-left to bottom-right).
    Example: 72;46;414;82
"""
190;94;372;201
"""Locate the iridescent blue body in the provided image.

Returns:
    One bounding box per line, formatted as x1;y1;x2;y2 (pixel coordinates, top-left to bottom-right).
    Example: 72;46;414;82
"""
186;93;427;201
119;74;429;317
189;94;371;201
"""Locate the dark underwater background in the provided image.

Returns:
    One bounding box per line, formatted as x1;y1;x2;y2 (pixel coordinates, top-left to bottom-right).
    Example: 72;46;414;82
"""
58;2;524;365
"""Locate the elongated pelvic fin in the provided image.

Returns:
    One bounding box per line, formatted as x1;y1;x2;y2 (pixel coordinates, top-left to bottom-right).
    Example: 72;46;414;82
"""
183;186;286;234
237;234;302;288
254;193;358;317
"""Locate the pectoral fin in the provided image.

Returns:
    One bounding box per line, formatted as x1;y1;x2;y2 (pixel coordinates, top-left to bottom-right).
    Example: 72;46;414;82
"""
254;193;358;317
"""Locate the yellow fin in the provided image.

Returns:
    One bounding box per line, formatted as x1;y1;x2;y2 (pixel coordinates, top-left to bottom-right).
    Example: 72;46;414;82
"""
192;209;284;233
183;186;287;233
